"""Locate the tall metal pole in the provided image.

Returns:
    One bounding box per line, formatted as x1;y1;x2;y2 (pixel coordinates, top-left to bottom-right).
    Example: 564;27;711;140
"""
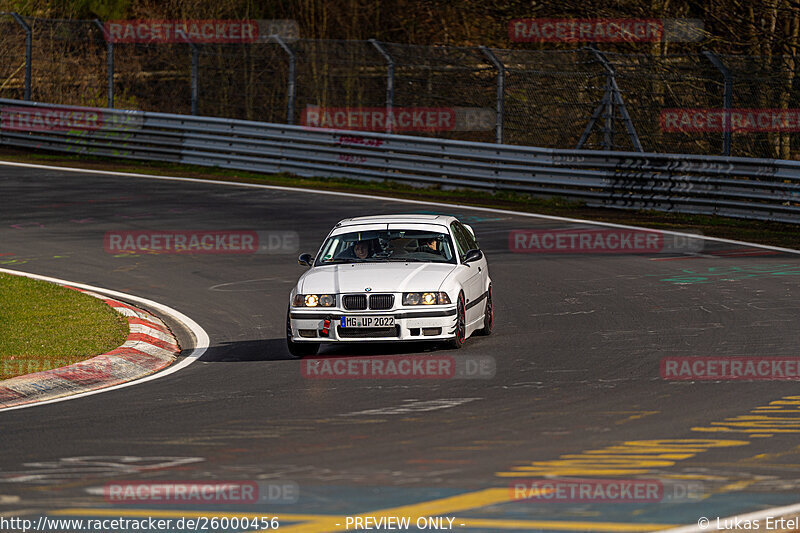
10;13;32;100
174;25;200;116
93;19;114;108
703;50;732;156
480;46;505;144
369;39;395;134
190;43;199;116
272;35;296;125
604;74;614;150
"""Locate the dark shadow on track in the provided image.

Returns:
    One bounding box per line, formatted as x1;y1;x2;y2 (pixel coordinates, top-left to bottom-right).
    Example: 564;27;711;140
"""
202;338;453;362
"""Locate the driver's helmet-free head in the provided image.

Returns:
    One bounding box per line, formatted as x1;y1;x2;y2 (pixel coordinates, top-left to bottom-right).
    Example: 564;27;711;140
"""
352;238;375;258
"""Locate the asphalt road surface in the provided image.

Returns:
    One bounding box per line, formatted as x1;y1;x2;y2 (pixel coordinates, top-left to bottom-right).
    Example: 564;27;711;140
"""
1;163;799;532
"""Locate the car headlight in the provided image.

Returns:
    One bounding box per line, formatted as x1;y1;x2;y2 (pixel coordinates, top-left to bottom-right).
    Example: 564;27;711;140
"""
293;294;336;307
404;292;420;305
403;292;451;305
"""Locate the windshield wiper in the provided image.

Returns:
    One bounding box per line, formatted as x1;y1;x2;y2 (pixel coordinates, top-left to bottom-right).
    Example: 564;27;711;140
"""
379;257;425;262
321;258;369;264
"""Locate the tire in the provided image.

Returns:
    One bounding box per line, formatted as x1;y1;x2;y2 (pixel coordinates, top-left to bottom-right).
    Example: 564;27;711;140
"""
286;308;319;357
447;292;467;349
477;285;493;336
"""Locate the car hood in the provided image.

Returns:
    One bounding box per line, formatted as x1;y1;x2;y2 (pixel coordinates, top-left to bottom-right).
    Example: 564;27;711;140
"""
298;262;457;294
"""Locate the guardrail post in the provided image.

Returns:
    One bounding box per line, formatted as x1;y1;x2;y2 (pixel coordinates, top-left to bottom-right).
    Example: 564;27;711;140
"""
10;13;32;100
703;51;732;156
93;19;114;108
480;46;505;144
271;35;296;125
370;39;394;134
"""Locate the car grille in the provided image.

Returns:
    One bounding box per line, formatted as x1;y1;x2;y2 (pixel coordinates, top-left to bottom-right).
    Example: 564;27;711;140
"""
369;294;394;310
342;294;368;310
342;294;394;310
337;326;399;338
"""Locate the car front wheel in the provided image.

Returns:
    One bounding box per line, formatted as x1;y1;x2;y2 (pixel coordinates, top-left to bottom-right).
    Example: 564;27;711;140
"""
447;292;467;349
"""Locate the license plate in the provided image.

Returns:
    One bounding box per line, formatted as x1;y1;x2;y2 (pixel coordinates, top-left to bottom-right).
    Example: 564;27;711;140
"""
341;316;395;328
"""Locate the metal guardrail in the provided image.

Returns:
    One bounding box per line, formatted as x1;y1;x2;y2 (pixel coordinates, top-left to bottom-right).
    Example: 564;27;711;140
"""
1;98;799;224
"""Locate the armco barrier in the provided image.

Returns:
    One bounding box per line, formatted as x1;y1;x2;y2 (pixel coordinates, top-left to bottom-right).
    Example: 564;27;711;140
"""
1;98;799;224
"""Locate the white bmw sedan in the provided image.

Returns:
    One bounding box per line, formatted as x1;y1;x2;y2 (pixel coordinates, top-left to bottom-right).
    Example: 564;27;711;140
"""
286;214;493;356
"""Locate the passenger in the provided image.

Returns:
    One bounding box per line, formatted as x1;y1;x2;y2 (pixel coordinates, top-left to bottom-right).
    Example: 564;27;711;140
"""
417;236;440;255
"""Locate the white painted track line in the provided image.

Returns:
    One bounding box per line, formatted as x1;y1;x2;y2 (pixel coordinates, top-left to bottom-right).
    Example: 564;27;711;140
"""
1;159;798;255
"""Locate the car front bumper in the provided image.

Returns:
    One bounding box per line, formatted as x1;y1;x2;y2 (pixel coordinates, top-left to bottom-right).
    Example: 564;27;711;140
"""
289;306;458;342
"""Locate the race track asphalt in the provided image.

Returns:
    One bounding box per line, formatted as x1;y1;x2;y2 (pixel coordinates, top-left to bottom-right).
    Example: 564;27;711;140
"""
1;164;799;532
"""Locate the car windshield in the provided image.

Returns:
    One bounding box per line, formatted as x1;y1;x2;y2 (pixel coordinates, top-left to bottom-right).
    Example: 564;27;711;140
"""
317;229;456;265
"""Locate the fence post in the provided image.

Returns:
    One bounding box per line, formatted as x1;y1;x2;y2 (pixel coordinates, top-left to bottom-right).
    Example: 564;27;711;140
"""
577;89;611;149
369;39;394;134
604;73;614;150
585;46;643;152
189;43;199;115
93;19;114;108
703;51;732;156
10;13;32;100
480;46;505;144
271;35;296;125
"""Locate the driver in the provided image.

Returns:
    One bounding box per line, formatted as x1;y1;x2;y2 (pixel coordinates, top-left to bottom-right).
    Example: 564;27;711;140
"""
337;239;375;260
353;240;371;259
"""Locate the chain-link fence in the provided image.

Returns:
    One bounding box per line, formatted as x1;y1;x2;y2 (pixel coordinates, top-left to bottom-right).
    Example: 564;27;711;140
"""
3;15;800;159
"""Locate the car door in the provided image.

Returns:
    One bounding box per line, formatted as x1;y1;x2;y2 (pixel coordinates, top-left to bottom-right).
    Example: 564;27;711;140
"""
450;222;483;326
460;222;490;324
462;222;489;293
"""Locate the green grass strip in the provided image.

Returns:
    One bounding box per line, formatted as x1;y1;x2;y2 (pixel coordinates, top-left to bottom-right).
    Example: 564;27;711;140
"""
0;273;129;380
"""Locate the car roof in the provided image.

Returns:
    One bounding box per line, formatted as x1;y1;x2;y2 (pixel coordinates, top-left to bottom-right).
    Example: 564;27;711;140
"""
335;214;458;227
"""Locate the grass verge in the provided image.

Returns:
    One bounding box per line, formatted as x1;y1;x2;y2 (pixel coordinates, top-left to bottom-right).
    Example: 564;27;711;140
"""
0;273;129;381
1;147;799;250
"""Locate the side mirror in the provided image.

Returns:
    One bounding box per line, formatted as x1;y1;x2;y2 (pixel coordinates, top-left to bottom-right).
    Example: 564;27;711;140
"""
298;253;314;267
463;249;483;265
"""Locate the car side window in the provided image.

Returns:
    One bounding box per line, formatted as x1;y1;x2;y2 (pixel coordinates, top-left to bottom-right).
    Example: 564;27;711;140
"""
452;222;478;253
450;223;471;260
459;222;480;250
